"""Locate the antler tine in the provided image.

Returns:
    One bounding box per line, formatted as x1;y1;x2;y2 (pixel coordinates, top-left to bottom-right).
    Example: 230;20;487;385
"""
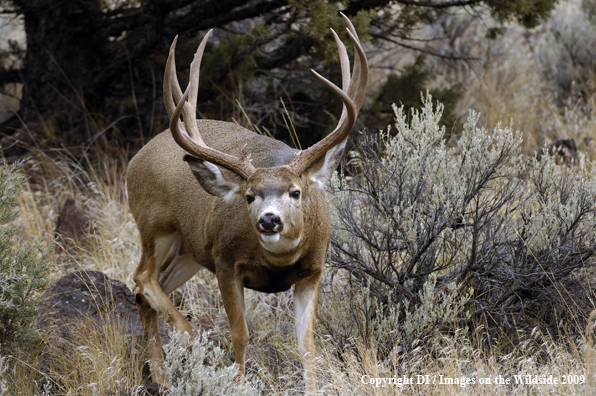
289;18;368;175
170;84;256;180
340;12;368;112
312;68;357;140
330;29;350;92
167;33;257;180
346;29;367;112
169;47;184;105
329;28;351;132
164;37;198;142
288;70;357;175
188;30;213;114
341;12;359;40
177;30;213;143
164;36;179;119
164;33;212;142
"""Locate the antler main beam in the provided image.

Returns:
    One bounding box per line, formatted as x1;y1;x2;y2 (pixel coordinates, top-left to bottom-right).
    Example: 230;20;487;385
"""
289;13;369;175
165;31;257;180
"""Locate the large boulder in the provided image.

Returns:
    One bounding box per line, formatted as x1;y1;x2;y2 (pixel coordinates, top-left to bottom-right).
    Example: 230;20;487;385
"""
37;270;170;342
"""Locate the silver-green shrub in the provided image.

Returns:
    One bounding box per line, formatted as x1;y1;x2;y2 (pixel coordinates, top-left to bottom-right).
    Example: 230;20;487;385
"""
329;93;596;351
0;161;52;357
160;330;260;396
331;274;472;358
0;349;7;395
532;0;596;102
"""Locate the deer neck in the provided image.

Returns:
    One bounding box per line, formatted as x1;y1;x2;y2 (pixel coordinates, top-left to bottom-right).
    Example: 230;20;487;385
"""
259;234;303;266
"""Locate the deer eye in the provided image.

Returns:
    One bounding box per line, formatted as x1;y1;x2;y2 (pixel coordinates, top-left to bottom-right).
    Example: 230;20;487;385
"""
246;195;254;204
290;191;301;199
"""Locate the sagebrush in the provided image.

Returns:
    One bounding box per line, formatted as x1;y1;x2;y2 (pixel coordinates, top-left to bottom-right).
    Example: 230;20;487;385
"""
161;330;261;396
329;94;596;356
0;160;52;357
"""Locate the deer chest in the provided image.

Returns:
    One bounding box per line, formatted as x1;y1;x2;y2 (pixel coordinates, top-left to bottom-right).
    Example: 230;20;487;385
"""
240;259;311;293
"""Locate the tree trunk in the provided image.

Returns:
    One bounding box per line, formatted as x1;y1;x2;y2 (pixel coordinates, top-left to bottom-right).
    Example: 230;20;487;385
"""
15;0;109;142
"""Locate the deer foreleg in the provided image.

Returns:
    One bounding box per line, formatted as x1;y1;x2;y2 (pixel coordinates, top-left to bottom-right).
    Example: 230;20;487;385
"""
134;235;195;333
217;270;248;374
294;275;321;395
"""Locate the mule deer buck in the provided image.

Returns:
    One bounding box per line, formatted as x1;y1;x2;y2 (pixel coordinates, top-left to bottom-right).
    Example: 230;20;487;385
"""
126;14;367;393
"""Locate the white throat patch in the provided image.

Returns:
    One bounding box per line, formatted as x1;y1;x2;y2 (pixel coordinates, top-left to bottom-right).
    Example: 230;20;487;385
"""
259;233;302;253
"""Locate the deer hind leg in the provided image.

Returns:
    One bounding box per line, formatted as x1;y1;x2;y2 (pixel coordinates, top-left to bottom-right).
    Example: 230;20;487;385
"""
134;286;166;384
133;232;199;383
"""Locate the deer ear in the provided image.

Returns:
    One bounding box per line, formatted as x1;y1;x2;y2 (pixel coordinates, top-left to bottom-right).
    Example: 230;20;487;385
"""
303;139;347;190
184;155;243;201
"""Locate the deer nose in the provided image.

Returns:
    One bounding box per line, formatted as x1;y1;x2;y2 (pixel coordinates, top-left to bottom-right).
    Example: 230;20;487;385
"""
259;213;282;232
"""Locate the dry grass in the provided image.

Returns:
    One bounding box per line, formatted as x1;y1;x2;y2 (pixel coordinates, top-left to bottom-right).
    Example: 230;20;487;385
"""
38;314;146;395
12;144;140;286
407;0;596;161
2;277;147;395
0;149;146;394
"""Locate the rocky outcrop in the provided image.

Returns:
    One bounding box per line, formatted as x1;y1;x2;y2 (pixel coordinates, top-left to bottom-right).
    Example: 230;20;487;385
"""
37;270;170;342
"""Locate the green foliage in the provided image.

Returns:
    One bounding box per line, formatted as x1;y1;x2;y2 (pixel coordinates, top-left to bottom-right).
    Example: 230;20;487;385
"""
377;57;430;111
189;31;262;100
0;161;52;357
288;0;371;61
161;330;261;396
489;0;559;28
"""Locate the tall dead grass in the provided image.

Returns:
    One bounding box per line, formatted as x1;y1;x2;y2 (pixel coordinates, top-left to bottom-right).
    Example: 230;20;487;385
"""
39;313;146;395
12;144;140;286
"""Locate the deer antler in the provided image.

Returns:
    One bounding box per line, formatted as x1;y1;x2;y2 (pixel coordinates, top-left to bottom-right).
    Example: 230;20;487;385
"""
165;13;367;180
289;13;368;175
165;31;257;180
